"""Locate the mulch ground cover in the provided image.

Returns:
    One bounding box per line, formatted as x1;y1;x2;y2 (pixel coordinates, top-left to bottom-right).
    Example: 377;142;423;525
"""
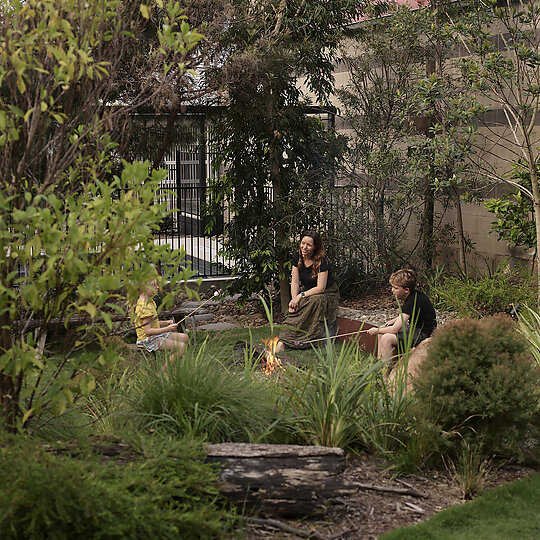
244;453;535;539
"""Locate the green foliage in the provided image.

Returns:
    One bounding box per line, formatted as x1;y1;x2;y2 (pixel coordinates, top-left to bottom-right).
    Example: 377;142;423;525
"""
426;262;535;317
210;110;346;299
0;0;203;430
131;346;281;443
485;164;537;249
457;0;540;299
359;372;417;457
446;442;493;500
0;434;232;539
413;315;540;459
358;317;439;472
282;339;383;449
517;305;540;365
337;4;426;273
207;0;358;299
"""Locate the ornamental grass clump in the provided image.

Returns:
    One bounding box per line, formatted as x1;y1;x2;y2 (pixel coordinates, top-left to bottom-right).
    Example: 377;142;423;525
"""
131;344;280;443
282;339;383;449
413;315;540;460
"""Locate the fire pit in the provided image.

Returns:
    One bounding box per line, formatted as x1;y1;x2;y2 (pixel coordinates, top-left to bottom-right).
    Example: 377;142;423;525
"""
231;318;378;373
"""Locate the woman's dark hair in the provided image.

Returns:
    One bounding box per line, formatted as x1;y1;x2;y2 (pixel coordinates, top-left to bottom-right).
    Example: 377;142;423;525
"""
298;230;327;278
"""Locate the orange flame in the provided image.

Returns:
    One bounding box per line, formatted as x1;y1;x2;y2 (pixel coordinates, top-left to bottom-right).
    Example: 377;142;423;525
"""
261;336;283;375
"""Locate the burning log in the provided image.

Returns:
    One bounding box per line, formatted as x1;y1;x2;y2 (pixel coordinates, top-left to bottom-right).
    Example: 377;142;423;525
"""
205;443;357;517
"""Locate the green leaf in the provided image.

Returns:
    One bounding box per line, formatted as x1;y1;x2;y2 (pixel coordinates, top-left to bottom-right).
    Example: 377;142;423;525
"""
22;408;34;426
140;4;150;19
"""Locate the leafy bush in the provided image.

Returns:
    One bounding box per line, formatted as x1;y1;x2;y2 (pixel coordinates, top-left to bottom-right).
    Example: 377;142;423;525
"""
131;345;281;443
282;340;382;449
413;315;540;459
0;434;232;539
426;262;535;318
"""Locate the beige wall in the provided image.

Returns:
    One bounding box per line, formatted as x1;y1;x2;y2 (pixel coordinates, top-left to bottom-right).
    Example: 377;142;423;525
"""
297;33;537;270
403;201;535;269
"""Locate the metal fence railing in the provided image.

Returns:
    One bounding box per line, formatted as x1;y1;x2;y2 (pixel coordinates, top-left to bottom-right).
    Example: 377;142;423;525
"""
154;183;231;277
153;180;377;279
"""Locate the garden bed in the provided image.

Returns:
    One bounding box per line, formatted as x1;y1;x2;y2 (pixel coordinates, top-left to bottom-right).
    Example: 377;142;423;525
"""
44;436;537;539
244;453;536;539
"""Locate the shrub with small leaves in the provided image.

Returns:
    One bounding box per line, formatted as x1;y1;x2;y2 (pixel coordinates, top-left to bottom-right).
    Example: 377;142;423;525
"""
413;315;540;460
0;434;232;539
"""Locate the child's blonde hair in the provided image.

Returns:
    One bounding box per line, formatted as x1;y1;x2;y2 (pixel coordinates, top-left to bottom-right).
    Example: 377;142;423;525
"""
389;268;417;291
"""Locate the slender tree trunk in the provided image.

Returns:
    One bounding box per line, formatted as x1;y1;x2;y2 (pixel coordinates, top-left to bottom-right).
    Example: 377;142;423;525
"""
421;177;435;270
0;374;18;432
269;136;290;314
375;187;387;264
528;162;540;306
420;53;436;271
0;260;17;432
151;104;180;170
454;189;467;272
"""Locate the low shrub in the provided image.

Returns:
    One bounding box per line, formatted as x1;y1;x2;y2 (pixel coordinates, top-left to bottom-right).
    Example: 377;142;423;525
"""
0;434;232;539
131;344;281;443
426;263;535;318
413;315;540;460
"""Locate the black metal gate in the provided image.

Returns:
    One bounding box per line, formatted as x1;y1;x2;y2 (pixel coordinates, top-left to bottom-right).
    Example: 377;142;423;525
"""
153;119;230;277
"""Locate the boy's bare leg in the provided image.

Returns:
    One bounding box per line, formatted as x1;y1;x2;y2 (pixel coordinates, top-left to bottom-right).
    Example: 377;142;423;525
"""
377;333;398;364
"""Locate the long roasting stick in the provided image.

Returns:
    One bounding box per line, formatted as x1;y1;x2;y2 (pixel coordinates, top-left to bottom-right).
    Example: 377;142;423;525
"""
176;289;222;326
301;328;371;345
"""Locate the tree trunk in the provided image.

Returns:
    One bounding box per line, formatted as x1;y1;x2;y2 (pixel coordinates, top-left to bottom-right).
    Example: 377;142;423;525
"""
0;260;17;432
0;373;18;433
420;51;436;271
421;179;435;270
269;128;289;314
528;161;540;306
205;443;355;517
151;103;180;170
278;258;290;314
455;189;467;272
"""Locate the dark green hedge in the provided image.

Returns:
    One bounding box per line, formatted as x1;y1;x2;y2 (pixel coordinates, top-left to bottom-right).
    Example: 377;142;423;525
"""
0;434;233;539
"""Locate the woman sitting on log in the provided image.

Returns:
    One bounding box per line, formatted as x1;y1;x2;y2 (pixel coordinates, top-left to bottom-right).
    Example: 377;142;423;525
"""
276;231;340;352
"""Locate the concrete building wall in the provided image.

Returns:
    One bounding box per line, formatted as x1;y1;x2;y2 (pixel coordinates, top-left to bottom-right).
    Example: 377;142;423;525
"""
297;19;537;271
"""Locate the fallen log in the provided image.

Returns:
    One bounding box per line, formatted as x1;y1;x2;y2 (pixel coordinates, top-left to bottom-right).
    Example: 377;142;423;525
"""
205;443;357;517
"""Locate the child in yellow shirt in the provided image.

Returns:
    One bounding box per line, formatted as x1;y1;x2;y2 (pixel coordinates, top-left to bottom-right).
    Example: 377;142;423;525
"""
133;278;189;368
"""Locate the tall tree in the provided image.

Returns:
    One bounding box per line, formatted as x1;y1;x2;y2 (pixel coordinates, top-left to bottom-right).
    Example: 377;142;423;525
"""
0;0;202;430
337;2;482;273
337;4;427;273
457;0;540;301
412;0;484;271
207;0;361;311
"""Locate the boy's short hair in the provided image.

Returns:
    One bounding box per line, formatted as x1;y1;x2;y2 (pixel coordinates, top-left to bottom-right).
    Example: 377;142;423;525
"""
389;269;417;291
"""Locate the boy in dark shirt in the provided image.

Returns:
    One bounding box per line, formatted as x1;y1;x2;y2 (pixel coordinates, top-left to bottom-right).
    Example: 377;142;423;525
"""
367;269;437;362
